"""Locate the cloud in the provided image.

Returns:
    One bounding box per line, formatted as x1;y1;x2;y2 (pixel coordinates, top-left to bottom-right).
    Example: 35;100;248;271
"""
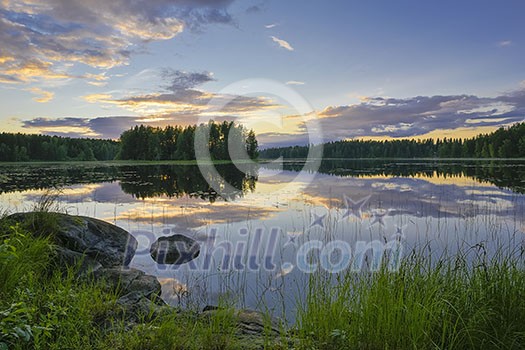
0;0;235;84
82;93;114;104
286;80;305;85
22;116;141;139
82;70;279;116
265;23;277;29
26;87;54;103
270;36;294;51
162;69;215;91
498;40;512;47
83;73;109;87
306;87;525;140
0;57;72;83
22;69;283;139
19;80;525;145
246;5;261;13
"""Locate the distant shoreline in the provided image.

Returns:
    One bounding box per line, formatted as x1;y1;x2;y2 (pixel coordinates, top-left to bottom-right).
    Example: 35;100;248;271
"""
1;157;525;167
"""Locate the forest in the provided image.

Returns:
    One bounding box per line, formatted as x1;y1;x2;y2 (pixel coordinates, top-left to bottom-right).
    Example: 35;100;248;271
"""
117;121;258;160
2;122;524;162
260;122;525;159
0;133;119;161
0;121;258;162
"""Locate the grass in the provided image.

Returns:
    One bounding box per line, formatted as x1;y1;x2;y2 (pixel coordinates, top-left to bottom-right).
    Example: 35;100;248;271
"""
296;248;525;349
0;213;284;350
1;199;525;349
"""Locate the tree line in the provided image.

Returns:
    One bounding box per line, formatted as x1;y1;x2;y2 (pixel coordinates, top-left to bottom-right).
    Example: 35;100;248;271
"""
260;122;525;159
0;133;119;161
117;121;258;161
0;121;258;162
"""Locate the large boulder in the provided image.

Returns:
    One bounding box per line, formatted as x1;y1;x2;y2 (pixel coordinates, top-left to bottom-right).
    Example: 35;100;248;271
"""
150;234;200;264
7;212;137;267
54;246;103;274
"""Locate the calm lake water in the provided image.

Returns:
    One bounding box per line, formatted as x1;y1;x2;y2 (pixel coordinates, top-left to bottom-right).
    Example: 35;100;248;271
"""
1;159;525;322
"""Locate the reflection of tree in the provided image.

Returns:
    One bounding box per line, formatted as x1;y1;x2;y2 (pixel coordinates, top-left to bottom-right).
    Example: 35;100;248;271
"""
266;159;525;194
0;164;258;201
118;164;258;202
0;160;523;197
0;165;120;194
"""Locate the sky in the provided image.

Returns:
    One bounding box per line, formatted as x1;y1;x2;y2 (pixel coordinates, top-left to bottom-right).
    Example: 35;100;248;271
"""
0;0;524;147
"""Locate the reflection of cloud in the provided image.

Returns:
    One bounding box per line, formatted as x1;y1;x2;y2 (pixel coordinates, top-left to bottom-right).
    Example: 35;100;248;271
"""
274;262;294;279
158;277;189;304
295;171;523;219
371;182;412;192
22;183;136;204
113;200;280;233
457;198;514;210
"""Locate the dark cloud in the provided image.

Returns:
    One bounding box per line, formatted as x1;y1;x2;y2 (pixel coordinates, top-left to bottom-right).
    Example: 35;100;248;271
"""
245;5;261;13
308;89;525;140
162;69;215;92
24;117;88;128
22;116;139;139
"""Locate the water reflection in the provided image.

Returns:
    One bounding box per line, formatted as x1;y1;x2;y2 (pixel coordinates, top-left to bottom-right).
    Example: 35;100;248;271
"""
0;163;258;201
118;164;257;201
0;160;524;322
279;159;525;194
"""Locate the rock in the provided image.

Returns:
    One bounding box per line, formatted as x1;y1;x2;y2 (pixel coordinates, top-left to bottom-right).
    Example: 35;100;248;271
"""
150;234;200;264
202;307;281;336
7;212;137;267
94;267;162;300
236;309;281;336
94;267;166;323
55;246;102;274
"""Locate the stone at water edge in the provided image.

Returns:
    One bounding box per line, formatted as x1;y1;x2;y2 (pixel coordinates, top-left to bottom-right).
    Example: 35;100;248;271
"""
150;234;200;264
201;307;282;336
93;267;162;299
6;212;138;267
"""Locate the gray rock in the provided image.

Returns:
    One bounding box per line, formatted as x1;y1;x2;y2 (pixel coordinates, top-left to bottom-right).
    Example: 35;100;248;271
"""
94;267;166;323
150;234;200;264
202;307;281;336
94;267;162;301
55;246;102;274
7;212;137;267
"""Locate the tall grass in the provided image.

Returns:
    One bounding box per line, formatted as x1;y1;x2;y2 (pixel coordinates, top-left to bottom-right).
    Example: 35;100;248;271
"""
296;248;525;349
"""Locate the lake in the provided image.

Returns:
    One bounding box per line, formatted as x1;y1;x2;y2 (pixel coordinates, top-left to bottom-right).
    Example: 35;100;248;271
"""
1;159;524;322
